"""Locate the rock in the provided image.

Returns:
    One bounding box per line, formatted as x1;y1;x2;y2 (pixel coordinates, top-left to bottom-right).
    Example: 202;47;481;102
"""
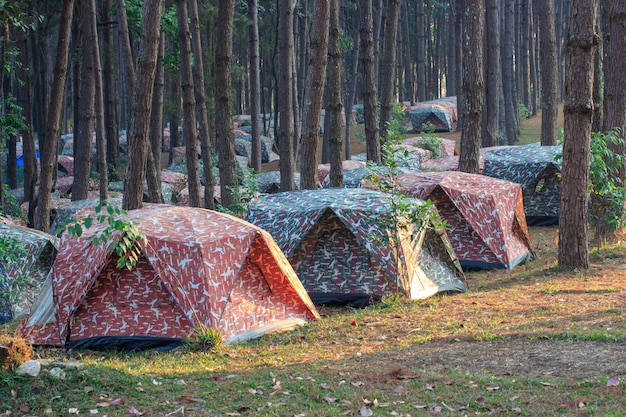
15;360;41;377
48;367;66;379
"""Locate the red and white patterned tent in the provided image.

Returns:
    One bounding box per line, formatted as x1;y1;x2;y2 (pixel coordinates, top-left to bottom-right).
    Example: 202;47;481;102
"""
19;204;319;350
396;171;533;270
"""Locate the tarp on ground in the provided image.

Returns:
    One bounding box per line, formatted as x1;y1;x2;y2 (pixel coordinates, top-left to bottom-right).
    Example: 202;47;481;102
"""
246;188;466;306
396;171;534;270
482;142;562;225
18;205;319;349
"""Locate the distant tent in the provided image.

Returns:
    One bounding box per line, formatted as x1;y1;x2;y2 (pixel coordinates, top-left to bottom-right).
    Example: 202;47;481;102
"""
482;142;562;225
408;104;452;132
401;136;458;158
0;225;58;324
19;205;319;350
247;188;466;306
395;171;534;269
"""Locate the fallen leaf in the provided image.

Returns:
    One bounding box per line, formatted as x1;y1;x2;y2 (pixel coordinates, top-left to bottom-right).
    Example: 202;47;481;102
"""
351;381;364;387
578;401;586;409
414;404;427;409
89;410;98;414
607;377;620;387
486;386;500;391
350;320;358;326
359;406;373;417
320;383;332;389
391;386;408;394
128;407;144;415
68;409;80;414
175;380;186;386
96;403;110;407
433;406;443;412
539;382;554;387
425;384;436;391
323;396;337;403
236;406;251;412
110;398;125;406
84;386;94;393
152;379;162;386
179;396;206;403
441;402;455;412
248;388;258;394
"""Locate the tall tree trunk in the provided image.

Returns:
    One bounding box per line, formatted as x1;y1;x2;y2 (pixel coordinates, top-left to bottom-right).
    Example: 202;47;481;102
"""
248;0;262;173
603;0;626;138
378;0;401;141
343;4;359;160
189;0;215;209
115;0;134;130
501;0;518;145
520;0;531;114
482;0;500;147
215;0;239;206
458;0;484;174
122;0;164;210
417;0;426;101
359;0;380;163
558;0;599;269
176;0;201;208
89;0;108;202
72;0;97;202
537;0;559;146
36;0;74;232
100;0;119;181
454;1;463;131
300;0;329;190
146;31;164;204
325;0;343;188
278;0;297;191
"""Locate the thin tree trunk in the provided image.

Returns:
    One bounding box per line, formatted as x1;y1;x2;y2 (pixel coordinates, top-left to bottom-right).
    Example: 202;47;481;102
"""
115;0;134;130
459;0;484;174
378;0;401;140
501;0;518;145
558;0;599;269
100;0;119;181
215;0;239;206
146;31;164;204
343;11;359;161
300;0;329;190
482;0;500;147
72;0;97;202
603;0;626;134
278;0;297;191
537;0;559;146
248;0;262;173
417;0;425;101
36;0;74;232
359;0;380;163
326;0;343;188
188;0;215;209
122;0;164;210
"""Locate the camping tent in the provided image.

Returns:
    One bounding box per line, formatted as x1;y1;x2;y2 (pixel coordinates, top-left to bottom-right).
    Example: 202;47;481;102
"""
407;104;453;132
395;171;534;269
19;204;319;349
482;142;562;225
0;225;58;323
246;188;466;306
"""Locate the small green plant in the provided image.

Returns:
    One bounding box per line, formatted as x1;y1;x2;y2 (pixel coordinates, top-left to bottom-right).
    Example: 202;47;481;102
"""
517;101;530;120
64;201;147;270
217;167;260;218
419;122;444;158
185;324;224;353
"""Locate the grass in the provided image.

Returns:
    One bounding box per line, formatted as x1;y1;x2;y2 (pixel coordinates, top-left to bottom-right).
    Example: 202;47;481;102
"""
1;226;625;416
2;111;626;416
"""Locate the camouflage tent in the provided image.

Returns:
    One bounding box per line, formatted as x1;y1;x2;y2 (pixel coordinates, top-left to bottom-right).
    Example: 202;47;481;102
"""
0;225;58;324
396;171;534;270
246;188;466;306
19;205;319;350
482;142;562;225
408;104;452;132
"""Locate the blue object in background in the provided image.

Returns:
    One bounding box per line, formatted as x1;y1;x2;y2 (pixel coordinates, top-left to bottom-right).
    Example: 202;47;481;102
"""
16;150;40;166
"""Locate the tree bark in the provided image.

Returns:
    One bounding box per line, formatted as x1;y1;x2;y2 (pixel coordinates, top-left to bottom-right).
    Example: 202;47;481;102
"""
36;0;74;232
72;0;97;202
299;0;329;190
417;0;426;101
558;0;599;269
115;0;134;130
146;31;164;204
458;0;484;174
343;8;359;161
188;0;215;209
537;0;559;146
603;0;626;139
215;0;239;206
359;0;380;163
278;0;297;191
501;0;518;145
325;0;343;188
122;0;164;210
248;0;262;173
378;0;401;141
100;0;119;181
482;0;500;147
176;0;201;208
